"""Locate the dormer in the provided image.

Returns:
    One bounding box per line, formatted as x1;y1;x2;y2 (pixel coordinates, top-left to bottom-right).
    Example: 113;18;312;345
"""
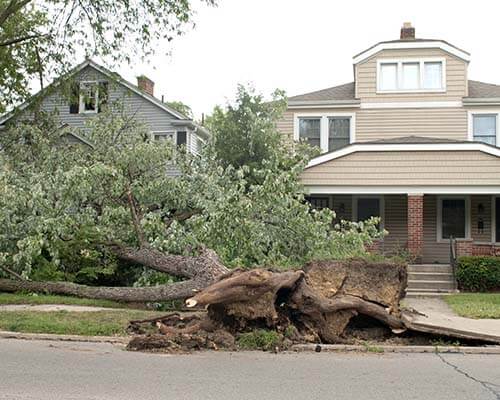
353;23;470;102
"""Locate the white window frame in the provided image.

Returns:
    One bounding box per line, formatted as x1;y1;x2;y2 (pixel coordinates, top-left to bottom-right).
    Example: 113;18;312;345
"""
293;112;356;153
352;195;385;230
467;110;500;147
152;131;176;142
436;196;471;242
376;58;446;94
79;81;99;114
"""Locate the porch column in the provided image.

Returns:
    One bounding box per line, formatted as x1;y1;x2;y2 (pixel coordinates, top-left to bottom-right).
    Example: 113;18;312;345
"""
407;194;424;261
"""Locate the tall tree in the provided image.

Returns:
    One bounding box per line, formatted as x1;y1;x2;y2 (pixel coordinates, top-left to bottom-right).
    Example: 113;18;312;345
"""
0;0;216;113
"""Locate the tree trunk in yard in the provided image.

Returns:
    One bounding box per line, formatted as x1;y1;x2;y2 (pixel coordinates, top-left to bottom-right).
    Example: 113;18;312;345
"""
0;246;230;302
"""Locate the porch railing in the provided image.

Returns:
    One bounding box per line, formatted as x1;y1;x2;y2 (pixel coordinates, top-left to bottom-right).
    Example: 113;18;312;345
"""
449;236;458;291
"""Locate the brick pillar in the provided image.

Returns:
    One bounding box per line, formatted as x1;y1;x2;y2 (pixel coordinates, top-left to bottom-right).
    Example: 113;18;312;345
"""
407;194;424;261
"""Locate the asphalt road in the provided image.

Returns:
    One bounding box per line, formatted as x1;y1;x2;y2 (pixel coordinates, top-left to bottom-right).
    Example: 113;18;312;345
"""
0;339;499;400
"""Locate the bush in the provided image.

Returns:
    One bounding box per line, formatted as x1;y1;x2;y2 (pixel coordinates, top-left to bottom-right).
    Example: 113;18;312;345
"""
456;256;500;292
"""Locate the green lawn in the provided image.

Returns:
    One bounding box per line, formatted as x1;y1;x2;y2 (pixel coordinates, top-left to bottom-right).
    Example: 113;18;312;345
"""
444;293;500;319
0;292;134;309
0;310;164;336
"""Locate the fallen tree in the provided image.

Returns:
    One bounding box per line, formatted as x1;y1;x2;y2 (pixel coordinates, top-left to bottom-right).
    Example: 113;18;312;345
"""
127;259;410;351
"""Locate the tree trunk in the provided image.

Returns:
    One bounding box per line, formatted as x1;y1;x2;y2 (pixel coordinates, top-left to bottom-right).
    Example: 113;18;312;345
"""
0;246;229;302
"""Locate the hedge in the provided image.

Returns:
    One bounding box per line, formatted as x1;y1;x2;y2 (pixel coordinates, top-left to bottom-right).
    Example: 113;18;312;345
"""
456;256;500;292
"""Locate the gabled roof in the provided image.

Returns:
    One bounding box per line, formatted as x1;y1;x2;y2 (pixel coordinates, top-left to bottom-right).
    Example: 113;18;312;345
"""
466;80;500;100
288;82;358;106
0;59;209;137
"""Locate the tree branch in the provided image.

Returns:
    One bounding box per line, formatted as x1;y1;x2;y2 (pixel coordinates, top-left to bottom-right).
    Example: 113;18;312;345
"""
0;33;43;47
0;0;33;27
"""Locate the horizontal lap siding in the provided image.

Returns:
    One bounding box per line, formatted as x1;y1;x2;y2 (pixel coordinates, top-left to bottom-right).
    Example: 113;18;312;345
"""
383;195;408;254
301;151;500;186
422;195;449;263
471;195;492;243
355;48;468;101
355;108;467;141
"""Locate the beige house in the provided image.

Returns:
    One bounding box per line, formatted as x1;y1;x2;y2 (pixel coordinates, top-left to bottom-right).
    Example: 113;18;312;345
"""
277;23;500;268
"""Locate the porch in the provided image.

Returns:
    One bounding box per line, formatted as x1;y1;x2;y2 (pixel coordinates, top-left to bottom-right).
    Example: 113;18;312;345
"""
306;193;500;263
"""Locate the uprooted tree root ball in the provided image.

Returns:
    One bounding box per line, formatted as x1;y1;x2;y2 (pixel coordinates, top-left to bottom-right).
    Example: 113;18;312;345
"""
127;259;410;353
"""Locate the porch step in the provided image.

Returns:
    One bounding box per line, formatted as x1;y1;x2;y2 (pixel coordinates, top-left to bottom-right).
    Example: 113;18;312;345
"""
408;264;453;274
404;289;456;298
408;272;455;281
407;280;456;291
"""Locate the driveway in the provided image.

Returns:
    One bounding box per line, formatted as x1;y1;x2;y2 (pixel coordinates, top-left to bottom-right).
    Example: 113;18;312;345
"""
0;339;499;400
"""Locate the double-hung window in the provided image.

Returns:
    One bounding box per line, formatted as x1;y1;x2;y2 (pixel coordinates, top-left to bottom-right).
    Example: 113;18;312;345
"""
153;131;188;147
328;117;351;151
378;59;445;92
472;114;497;146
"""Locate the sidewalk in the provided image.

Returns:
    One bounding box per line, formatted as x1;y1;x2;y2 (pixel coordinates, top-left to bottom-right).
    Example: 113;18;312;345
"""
403;297;500;344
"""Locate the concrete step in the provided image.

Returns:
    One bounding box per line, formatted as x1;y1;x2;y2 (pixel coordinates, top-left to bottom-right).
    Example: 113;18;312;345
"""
404;290;455;298
408;272;455;281
408;264;453;274
407;280;456;291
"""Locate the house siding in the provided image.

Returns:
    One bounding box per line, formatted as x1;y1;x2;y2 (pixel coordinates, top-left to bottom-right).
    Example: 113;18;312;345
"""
355;48;468;101
300;151;500;186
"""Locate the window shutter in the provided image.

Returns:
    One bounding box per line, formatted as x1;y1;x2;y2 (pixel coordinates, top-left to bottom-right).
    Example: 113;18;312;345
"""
69;83;79;114
98;82;109;113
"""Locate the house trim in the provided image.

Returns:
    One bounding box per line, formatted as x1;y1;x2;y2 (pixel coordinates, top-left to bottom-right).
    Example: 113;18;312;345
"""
353;41;471;64
306;142;500;168
305;186;500;195
436;195;471;243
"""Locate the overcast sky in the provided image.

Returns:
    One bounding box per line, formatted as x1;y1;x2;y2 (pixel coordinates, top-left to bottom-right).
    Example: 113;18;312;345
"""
116;0;500;118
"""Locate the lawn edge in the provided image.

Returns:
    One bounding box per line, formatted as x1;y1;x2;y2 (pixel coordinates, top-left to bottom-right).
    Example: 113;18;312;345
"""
0;330;130;345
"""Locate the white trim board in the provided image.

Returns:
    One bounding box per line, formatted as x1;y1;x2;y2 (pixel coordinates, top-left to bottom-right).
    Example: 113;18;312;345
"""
306;142;500;168
353;41;470;64
361;101;461;109
305;186;500;195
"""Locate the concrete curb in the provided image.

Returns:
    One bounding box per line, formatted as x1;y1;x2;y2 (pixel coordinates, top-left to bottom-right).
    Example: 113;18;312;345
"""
0;330;130;345
291;344;500;355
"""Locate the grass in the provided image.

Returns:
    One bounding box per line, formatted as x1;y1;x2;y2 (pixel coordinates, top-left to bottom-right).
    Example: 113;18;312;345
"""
0;292;135;309
0;310;164;336
444;293;500;319
237;330;282;351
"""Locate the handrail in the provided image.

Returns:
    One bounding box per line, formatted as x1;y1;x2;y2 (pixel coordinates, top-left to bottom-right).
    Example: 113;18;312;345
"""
449;236;458;291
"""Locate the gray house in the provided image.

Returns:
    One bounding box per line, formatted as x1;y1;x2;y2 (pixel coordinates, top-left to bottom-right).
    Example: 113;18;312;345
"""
0;59;208;154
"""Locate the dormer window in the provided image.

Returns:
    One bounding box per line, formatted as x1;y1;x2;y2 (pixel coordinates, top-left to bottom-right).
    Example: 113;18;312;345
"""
377;59;445;93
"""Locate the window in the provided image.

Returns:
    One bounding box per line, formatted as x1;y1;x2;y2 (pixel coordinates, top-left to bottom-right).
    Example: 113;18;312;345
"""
328;117;350;151
495;198;500;243
438;197;469;240
153;131;188;147
306;196;330;210
472;114;497;146
356;198;381;221
298;118;321;148
379;63;398;91
402;62;420;90
79;82;99;113
176;131;187;146
378;59;444;92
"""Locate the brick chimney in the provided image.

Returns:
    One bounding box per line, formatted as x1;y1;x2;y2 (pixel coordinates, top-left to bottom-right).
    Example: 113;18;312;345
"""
137;75;154;96
400;22;415;40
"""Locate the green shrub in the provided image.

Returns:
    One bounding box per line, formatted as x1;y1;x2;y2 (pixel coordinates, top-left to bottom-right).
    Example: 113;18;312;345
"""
236;330;282;351
456;256;500;292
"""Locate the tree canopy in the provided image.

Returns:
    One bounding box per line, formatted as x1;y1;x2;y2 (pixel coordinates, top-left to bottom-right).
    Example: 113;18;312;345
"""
0;0;215;114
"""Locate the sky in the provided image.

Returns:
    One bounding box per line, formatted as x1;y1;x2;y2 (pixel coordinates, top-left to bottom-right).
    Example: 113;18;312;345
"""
116;0;500;118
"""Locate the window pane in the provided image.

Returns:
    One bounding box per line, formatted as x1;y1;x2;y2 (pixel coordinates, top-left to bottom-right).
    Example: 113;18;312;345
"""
80;83;97;111
299;118;321;148
473;115;496;145
328;118;350;151
379;63;398;90
442;199;466;239
176;131;187;146
402;62;420;89
357;198;380;221
423;62;443;89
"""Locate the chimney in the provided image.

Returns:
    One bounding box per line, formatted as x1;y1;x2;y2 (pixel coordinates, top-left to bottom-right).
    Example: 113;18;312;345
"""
400;22;415;40
137;75;154;96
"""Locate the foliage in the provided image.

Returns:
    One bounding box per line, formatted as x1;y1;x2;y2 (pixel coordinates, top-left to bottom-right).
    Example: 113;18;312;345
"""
236;329;282;351
456;256;500;292
0;0;215;113
0;86;381;284
165;100;193;119
0;310;163;336
444;293;500;319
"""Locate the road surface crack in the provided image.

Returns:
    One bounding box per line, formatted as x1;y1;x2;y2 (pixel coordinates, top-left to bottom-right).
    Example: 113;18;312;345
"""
436;353;500;400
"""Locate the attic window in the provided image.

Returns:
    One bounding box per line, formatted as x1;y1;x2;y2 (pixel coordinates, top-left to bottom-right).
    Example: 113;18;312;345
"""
79;82;99;113
377;59;445;92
